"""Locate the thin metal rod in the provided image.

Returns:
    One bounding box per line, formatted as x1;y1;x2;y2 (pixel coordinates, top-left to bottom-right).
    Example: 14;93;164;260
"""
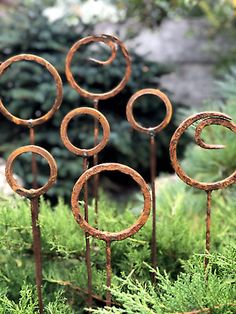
150;134;157;283
82;157;93;307
204;190;212;270
29;127;38;189
93;99;99;225
105;240;112;307
30;197;43;314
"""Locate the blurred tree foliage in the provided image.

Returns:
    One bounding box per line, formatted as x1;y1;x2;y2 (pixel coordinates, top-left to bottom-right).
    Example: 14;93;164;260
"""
0;0;178;200
112;0;235;30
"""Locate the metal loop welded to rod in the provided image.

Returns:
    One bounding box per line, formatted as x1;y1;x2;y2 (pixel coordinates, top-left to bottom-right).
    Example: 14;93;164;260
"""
126;88;173;283
71;163;151;305
169;111;236;271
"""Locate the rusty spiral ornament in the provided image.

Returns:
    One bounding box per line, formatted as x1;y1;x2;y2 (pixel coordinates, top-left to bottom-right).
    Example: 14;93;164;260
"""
169;112;236;191
65;34;131;100
0;54;63;127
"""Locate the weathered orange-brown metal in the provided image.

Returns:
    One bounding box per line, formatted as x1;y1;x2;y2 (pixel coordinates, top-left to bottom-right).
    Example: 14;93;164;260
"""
169;112;236;191
5;145;57;199
126;88;173;283
71;162;151;306
169;111;236;272
5;145;57;314
60;107;110;157
126;88;173;134
0;54;63;127
71;163;151;242
65;34;131;100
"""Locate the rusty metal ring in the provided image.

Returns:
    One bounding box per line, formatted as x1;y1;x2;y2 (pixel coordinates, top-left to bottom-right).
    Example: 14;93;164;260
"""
65;34;131;100
5;145;57;198
126;88;173;134
60;107;110;157
169;112;236;191
0;54;63;127
71;163;151;241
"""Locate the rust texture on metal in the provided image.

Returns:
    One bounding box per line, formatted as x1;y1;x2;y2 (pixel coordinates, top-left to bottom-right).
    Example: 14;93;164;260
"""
5;145;57;314
71;163;151;305
93;99;99;225
204;190;212;270
150;133;157;283
60;107;110;157
105;241;112;307
0;54;63;127
65;34;131;100
126;88;173;134
71;163;151;242
82;157;93;307
31;197;44;314
5;145;58;199
169;111;236;191
126;88;173;282
169;111;236;272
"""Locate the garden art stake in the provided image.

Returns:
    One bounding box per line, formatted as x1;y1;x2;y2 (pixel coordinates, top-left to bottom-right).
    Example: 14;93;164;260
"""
0;54;63;313
65;34;131;225
60;107;110;307
169;112;236;269
126;88;173;283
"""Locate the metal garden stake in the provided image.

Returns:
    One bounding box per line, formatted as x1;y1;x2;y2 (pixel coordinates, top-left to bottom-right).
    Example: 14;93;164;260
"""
126;88;173;283
169;112;236;269
65;34;131;224
0;54;63;313
71;163;151;306
60;107;110;307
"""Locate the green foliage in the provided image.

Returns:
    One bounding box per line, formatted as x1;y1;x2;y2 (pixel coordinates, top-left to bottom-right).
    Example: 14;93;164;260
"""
112;0;235;29
0;169;235;311
0;0;175;200
91;246;236;313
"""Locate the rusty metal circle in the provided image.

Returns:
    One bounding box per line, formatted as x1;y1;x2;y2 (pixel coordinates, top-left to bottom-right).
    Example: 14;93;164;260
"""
0;54;63;127
5;145;57;198
60;107;110;157
71;163;151;241
169;111;236;191
65;34;131;100
126;88;173;134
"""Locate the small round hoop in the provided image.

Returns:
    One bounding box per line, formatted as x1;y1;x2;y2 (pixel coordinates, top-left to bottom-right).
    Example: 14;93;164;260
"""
60;107;110;157
126;88;172;134
5;145;57;198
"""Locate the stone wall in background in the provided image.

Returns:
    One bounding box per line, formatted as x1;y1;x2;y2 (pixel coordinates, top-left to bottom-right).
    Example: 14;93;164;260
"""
96;17;234;108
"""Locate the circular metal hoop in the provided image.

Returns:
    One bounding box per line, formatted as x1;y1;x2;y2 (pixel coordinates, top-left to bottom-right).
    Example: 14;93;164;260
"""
126;88;173;134
0;54;63;127
60;107;110;157
169;111;236;191
5;145;57;198
65;34;131;100
71;163;151;241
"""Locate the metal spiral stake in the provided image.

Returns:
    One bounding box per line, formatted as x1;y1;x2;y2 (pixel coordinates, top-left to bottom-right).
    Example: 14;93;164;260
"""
60;107;110;307
169;112;236;270
65;34;132;224
71;163;151;306
126;88;173;283
5;146;57;314
0;54;63;313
